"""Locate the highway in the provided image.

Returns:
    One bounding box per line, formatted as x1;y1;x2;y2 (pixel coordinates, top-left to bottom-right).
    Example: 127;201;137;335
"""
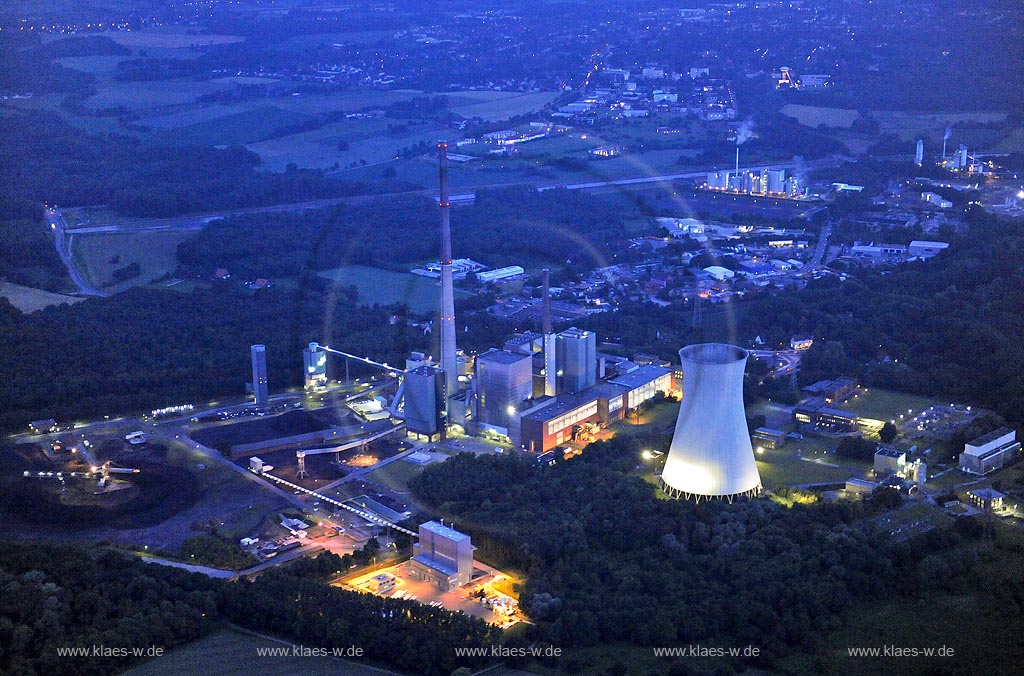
48;208;108;297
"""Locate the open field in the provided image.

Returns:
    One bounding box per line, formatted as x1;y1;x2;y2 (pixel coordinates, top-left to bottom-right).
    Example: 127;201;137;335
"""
318;266;471;313
836;388;941;423
148;106;318;147
55;55;128;75
757;442;854;489
0;281;83;313
107;32;246;49
72;229;197;292
782;104;861;129
123;628;400;676
83;79;235;111
248;117;456;171
445;91;561;121
995;127;1024;153
870;110;1009;141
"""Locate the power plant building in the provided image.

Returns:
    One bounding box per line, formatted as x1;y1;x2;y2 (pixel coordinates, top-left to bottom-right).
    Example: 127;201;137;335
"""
517;365;672;452
556;327;597;394
409;520;475;590
475;348;533;431
303;342;327;390
661;344;762;501
250;344;269;408
959;428;1020;475
404;365;446;439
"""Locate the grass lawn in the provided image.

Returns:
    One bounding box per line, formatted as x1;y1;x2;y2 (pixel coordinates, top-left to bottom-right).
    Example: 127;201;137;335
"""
836;388;939;423
0;281;83;313
148;106;318;147
123;628;400;676
365;460;424;493
72;229;197;292
83;79;235;111
781;104;861;128
318;266;472;314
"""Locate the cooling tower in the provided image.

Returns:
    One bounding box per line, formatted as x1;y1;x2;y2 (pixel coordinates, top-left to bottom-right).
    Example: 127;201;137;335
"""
661;343;761;502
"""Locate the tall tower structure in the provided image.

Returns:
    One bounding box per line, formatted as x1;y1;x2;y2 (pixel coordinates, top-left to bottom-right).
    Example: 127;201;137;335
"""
541;269;557;396
250;344;269;408
661;343;761;502
437;143;458;405
915;139;924;166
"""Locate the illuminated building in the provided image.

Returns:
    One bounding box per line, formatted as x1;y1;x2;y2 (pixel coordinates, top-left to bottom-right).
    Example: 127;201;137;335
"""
959;428;1021;475
661;344;761;501
409;521;475;590
475;349;533;431
556;327;597;394
303;342;327;390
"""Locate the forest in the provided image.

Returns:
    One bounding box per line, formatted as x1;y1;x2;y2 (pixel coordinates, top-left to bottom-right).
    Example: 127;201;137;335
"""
0;540;497;676
0;284;425;435
175;185;644;279
408;435;1021;673
0;110;374;219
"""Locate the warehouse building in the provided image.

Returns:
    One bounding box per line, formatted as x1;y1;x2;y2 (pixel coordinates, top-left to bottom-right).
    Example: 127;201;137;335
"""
409;521;475;590
960;428;1021;475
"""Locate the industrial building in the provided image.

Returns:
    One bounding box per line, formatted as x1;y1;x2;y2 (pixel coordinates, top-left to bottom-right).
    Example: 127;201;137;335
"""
874;447;907;476
967;488;1006;511
793;401;857;431
303;342;327;390
845;477;878;497
516;364;672;453
959;428;1020;475
556;327;597;394
250;344;269;408
404;365;446;439
475;349;533;432
908;240;950;258
752;427;787;450
661;343;762;501
409;521;475;590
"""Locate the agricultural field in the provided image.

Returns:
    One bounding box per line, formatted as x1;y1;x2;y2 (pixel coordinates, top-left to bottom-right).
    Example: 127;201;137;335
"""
444;90;562;121
782;104;861;129
54;55;128;75
318;265;472;314
83;79;236;111
0;281;83;313
870;110;1009;142
72;229;197;292
123;628;397;676
247;117;457;171
145;106;319;147
106;31;246;50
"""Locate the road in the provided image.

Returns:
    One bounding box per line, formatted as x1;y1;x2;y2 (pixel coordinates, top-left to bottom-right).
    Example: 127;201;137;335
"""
48;207;108;297
57;156;845;236
811;219;832;268
750;349;801;380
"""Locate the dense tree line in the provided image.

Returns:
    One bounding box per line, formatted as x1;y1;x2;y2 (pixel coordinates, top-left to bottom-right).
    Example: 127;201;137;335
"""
0;216;71;292
0;540;498;676
409;437;913;666
0;110;369;218
0;285;424;435
176;186;642;278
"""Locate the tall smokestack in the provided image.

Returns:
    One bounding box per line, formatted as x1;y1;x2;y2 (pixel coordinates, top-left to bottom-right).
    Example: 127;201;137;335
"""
541;268;557;396
541;268;552;335
438;143;458;403
734;146;740;184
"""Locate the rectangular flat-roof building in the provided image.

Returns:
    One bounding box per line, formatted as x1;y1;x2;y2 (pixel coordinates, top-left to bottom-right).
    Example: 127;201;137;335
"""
960;427;1020;475
475;349;533;431
752;427;787;450
409;521;474;590
556;327;597;394
608;364;673;411
404;365;446;439
874;447;907;476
